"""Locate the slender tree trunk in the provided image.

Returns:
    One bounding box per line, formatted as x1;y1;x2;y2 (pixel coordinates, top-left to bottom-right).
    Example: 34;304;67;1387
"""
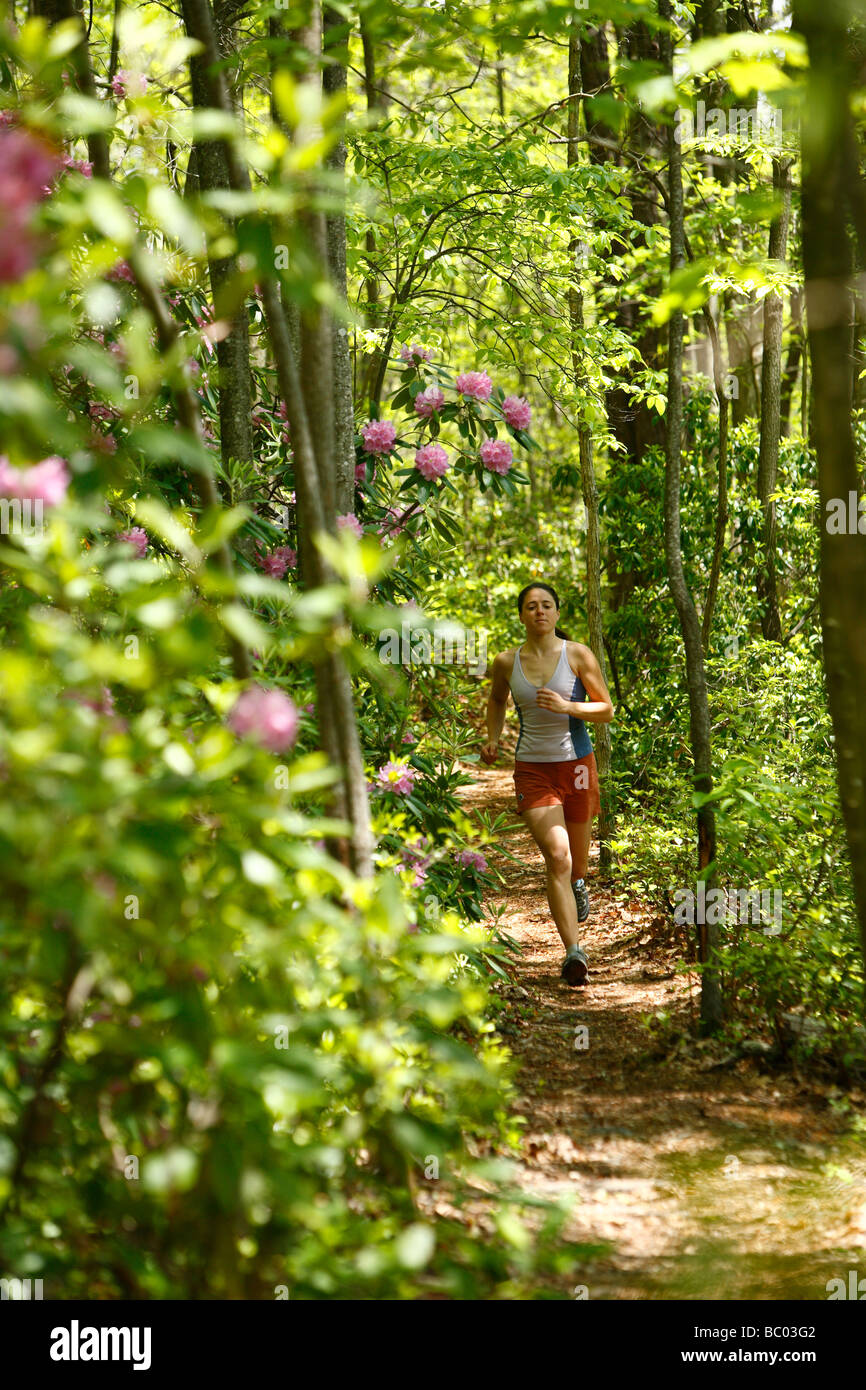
756;157;793;642
357;19;387;409
567;27;615;872
795;0;866;994
700;302;729;651
108;0;122;81
659;0;721;1033
183;0;253;474
323;6;355;516
780;287;804;437
181;0;373;877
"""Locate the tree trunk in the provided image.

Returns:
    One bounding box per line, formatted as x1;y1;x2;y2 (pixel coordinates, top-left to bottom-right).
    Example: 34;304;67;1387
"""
794;0;866;996
756;157;793;642
356;19;388;410
567;27;615;872
780;287;804;437
659;0;721;1034
182;0;374;878
700;302;729;651
183;0;253;474
323;6;355;516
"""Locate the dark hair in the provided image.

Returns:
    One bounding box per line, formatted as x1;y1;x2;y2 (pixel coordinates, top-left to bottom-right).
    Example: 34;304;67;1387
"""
517;581;569;641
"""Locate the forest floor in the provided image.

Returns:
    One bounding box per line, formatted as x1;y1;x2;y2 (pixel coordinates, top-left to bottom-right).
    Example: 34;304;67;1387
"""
456;761;866;1300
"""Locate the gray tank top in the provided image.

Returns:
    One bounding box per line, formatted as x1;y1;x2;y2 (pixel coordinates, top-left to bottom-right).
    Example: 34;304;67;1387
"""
508;639;593;762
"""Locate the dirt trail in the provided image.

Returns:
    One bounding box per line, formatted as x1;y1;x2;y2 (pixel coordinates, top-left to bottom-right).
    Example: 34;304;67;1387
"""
458;763;866;1300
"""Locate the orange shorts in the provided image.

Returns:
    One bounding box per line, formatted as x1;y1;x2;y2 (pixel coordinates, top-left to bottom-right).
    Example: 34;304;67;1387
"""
513;753;600;824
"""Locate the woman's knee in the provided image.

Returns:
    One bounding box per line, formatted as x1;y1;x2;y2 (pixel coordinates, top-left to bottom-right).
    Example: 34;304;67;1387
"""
542;841;572;876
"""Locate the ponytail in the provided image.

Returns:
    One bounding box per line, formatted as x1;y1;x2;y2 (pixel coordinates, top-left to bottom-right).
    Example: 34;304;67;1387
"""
554;626;570;641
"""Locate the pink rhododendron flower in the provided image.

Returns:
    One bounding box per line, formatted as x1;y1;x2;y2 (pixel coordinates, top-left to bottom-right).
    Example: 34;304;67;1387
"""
227;685;299;753
0;127;63;282
361;418;396;454
400;343;432;364
107;260;136;285
0;242;36;282
119;526;148;557
111;70;149;99
479;437;513;475
337;513;363;537
0;454;69;506
455;848;488;873
414;383;445;418
399;835;431;887
61;152;93;178
0;128;63;201
415;442;449;480
376;760;418;795
376;506;407;539
455;370;492;402
256;543;297;579
502;395;532;430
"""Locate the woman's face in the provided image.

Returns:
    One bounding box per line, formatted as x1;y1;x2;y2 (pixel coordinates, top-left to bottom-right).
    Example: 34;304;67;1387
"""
520;588;559;635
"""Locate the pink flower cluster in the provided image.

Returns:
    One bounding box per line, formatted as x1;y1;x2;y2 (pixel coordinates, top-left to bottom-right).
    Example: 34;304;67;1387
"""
455;371;492;402
415;442;449;480
0;127;63;283
337;513;363;537
502;395;532;430
375;760;418;795
107;260;136;285
61;151;93;178
111;70;149;99
455;848;489;873
376;506;408;538
119;526;148;557
400;343;432;364
0;454;69;506
400;834;432;887
227;685;299;753
255;543;297;578
479;438;513;475
361;419;396;455
413;383;445;419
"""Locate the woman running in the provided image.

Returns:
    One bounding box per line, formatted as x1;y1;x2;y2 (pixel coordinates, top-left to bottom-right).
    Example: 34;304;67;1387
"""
481;582;615;986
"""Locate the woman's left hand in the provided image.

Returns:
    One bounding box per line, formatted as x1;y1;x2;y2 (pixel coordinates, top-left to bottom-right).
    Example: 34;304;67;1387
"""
535;687;570;713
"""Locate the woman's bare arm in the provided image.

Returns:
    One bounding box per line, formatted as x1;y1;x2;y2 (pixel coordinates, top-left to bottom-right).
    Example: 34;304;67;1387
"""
481;652;512;762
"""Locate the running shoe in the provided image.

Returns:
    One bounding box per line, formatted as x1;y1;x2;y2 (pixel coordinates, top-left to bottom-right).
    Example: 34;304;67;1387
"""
572;878;590;923
561;943;588;987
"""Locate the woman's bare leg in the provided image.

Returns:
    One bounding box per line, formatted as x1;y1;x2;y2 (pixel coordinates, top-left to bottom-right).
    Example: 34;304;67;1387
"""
521;804;580;949
565;817;592;882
